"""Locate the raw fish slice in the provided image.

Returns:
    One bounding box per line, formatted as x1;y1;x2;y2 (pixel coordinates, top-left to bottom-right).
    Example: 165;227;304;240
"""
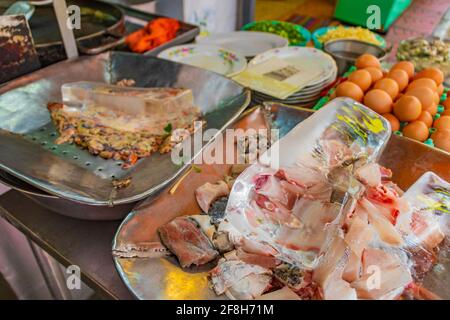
236;248;280;269
313;232;349;286
360;199;403;246
275;165;328;191
342;216;373;282
278;199;340;252
158;216;218;268
254;174;290;207
344;216;374;256
313;233;357;300
225;273;272;300
256;286;300;300
365;183;410;225
355;163;382;187
351;248;412;299
209;259;272;295
195;181;229;213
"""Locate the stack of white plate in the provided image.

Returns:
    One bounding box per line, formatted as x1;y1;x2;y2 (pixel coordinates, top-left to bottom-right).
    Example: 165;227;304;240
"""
249;47;337;107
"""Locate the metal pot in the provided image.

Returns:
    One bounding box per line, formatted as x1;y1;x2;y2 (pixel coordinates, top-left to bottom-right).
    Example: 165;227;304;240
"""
324;39;389;76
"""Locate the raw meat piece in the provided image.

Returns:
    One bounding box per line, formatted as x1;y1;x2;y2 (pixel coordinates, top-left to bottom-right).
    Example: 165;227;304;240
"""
209;259;271;295
355;163;382;187
225;273;272;300
158;216;218;268
351;248;412;299
360;199;403;246
236;248;280;269
195;181;229;213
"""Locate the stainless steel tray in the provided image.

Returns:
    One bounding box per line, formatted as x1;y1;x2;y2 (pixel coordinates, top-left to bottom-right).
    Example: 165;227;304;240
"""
0;52;250;205
112;104;450;300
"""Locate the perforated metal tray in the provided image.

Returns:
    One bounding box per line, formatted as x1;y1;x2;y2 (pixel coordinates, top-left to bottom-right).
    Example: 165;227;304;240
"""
0;52;250;205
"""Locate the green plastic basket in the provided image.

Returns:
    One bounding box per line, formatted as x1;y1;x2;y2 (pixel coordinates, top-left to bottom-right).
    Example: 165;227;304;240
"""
333;0;412;31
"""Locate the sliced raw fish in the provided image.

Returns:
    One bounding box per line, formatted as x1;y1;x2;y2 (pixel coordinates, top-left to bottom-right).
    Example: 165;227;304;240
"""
351;248;412;299
158;216;218;268
195;181;229;213
236;248;280;269
360;199;403;246
225;273;273;300
355;163;382;187
209;259;272;295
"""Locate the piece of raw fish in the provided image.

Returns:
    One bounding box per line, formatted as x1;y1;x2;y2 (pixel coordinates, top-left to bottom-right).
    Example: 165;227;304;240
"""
209;259;272;295
196;181;229;213
351;248;412;299
158;216;218;268
225;273;273;300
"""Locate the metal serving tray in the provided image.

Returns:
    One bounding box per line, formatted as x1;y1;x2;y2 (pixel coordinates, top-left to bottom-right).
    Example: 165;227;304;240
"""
0;52;250;206
112;104;450;300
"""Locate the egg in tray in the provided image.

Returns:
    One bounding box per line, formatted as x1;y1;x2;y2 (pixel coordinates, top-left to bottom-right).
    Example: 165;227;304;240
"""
316;54;450;153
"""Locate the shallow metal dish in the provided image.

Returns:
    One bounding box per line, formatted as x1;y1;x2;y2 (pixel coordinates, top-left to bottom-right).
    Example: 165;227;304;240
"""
113;103;449;300
0;51;250;206
324;39;388;75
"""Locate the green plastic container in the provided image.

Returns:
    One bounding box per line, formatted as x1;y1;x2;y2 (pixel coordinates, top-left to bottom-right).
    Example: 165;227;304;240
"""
333;0;412;31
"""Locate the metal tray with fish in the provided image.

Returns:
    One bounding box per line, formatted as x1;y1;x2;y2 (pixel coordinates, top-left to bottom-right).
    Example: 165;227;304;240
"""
0;51;250;207
112;101;450;300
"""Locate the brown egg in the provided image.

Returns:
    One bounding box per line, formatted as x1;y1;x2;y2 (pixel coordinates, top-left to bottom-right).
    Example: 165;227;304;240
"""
443;97;450;110
391;61;415;79
414;67;444;85
374;78;399;99
393;95;422;121
364;89;393;114
407;78;437;92
433;92;440;104
335;81;364;102
433;116;450;131
348;69;372;92
437;84;444;96
382;113;400;131
423;102;438;116
431;130;450;152
356;54;381;69
405;87;436;110
402;121;430;142
387;69;409;91
416;111;433;127
364;67;383;82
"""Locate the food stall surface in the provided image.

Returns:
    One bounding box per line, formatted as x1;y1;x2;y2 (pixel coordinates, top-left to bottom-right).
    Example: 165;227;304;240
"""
0;191;134;299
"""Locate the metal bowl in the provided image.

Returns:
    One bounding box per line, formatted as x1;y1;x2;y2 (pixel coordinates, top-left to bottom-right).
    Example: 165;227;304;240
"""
324;39;388;75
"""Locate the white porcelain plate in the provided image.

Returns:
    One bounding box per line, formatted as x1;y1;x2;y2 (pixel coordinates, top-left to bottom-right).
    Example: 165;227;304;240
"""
196;31;289;58
249;46;337;87
158;44;247;77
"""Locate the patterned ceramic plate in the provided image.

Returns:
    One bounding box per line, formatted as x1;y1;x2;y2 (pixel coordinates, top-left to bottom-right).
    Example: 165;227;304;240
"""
158;44;247;77
249;46;337;87
196;31;288;58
